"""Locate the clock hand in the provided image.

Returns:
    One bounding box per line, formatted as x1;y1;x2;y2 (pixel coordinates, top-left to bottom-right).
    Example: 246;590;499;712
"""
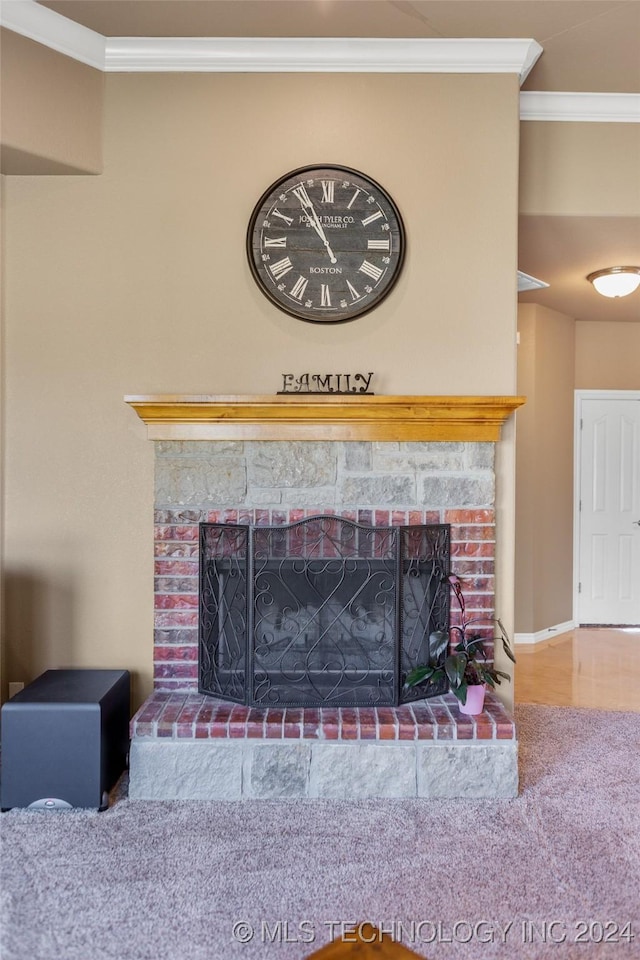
307;208;337;265
294;190;337;264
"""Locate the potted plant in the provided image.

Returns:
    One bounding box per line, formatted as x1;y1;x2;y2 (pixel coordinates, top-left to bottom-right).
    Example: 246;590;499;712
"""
405;573;516;715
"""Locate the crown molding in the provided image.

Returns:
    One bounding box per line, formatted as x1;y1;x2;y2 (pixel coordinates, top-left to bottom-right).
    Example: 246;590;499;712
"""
104;36;542;83
520;91;640;123
125;395;526;442
0;0;105;69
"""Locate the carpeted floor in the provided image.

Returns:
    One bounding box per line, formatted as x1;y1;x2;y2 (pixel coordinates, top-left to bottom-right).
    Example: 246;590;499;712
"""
1;704;639;960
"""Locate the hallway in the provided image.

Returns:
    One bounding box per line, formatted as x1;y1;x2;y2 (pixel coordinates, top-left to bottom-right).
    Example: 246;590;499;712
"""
515;627;640;712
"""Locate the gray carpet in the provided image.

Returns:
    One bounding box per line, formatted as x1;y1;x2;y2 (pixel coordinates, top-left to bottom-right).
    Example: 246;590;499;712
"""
1;704;639;960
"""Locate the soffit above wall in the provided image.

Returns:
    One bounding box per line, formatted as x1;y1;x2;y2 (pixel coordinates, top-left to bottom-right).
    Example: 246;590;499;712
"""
518;215;640;324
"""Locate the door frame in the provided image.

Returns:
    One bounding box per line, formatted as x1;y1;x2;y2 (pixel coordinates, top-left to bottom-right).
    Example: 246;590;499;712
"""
573;389;640;625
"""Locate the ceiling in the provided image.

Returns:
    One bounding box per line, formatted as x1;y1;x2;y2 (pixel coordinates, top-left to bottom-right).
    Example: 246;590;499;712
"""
37;0;640;323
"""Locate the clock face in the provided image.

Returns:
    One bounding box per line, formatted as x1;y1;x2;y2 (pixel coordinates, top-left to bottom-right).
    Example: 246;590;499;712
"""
247;164;405;323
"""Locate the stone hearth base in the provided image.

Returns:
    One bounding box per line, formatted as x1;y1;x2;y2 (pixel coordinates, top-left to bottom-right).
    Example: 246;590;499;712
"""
129;692;518;800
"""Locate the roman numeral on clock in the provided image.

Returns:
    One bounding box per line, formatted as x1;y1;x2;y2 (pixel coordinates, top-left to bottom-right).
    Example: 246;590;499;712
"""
320;284;332;307
264;237;287;248
321;180;335;203
271;209;294;226
292;184;312;206
359;260;384;281
270;257;293;280
367;239;390;250
361;210;384;227
347;280;361;301
290;275;308;301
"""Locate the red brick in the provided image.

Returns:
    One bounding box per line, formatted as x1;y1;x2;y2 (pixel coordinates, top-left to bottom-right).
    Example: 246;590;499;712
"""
303;708;321;738
154;610;198;628
410;704;435;740
339;708;359;739
451;559;495;576
445;509;495;524
154;525;199;541
265;709;285;738
154;645;197;662
455;715;475;740
452;525;495;542
154;662;198;679
474;719;495;740
246;709;266;738
495;722;516;740
358;708;377;740
228;705;249;738
395;706;416;741
283;707;302;738
154;542;199;559
132;720;155;737
450;541;495;558
319;708;340;740
154;560;199;577
375;707;398;740
135;699;166;723
153;678;198;691
154;594;198;610
463;593;495;610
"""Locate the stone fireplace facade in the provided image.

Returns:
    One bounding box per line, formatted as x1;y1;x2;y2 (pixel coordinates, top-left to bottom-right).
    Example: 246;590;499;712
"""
153;439;497;690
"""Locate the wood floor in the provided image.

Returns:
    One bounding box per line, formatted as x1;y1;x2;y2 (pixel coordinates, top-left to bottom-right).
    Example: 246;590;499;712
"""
515;627;640;712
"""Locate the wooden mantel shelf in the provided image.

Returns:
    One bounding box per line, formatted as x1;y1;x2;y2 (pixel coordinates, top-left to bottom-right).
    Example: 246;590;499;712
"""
125;394;525;442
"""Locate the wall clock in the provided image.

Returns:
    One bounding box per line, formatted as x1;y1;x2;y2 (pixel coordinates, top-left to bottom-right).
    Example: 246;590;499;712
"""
247;164;405;324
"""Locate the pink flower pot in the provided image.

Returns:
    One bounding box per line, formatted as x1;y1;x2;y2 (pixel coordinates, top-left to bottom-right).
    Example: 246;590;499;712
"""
459;684;486;715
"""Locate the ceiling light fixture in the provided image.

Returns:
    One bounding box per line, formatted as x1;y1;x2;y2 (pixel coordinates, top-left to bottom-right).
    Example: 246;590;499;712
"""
586;266;640;298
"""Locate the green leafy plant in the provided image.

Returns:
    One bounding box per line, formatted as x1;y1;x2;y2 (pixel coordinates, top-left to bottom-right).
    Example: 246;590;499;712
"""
405;574;516;705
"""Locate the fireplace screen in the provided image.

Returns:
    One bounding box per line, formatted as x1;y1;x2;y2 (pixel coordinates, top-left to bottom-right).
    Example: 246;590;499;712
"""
199;516;449;707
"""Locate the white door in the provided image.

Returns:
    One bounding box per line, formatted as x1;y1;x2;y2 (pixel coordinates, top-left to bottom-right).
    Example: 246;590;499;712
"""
577;394;640;625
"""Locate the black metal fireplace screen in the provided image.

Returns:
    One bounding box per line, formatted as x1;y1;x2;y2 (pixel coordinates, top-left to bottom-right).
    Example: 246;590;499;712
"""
199;516;450;707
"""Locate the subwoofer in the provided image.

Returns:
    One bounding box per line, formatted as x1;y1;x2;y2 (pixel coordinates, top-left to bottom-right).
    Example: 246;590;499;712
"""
1;669;130;811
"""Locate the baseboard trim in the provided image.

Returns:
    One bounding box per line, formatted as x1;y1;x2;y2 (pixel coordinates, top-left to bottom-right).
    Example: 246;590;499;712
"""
514;620;575;645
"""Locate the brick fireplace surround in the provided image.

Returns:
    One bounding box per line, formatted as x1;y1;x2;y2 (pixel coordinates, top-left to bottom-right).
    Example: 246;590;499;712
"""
127;396;523;800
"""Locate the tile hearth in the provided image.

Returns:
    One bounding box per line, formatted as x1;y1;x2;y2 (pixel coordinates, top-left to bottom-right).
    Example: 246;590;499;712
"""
129;691;518;800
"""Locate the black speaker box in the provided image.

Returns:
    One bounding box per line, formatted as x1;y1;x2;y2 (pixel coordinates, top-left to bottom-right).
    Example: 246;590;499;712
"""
1;669;130;811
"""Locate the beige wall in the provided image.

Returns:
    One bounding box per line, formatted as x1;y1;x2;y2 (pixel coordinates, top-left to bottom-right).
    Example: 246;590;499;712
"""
2;72;520;706
575;321;640;389
515;303;576;636
0;29;103;175
519;121;640;216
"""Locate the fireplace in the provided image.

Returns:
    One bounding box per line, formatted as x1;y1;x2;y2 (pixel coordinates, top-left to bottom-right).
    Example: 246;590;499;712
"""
199;515;450;707
127;395;521;800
